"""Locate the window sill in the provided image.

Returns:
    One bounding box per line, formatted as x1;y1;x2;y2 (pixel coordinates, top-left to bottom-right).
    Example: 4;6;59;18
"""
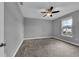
61;34;72;38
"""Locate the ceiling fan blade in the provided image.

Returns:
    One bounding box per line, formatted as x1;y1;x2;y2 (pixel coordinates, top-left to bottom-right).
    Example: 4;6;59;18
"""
41;12;47;13
43;14;47;17
50;6;53;10
52;11;60;13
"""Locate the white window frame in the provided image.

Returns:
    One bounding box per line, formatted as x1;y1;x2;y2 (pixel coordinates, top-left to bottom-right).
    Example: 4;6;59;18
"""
61;17;73;37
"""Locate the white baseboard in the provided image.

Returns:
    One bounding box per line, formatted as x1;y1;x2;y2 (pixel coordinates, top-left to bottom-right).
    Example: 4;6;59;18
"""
24;36;79;46
52;36;79;47
12;39;24;57
24;36;53;40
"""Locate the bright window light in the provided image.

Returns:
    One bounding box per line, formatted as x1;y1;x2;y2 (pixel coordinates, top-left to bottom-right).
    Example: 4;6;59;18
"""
61;17;72;37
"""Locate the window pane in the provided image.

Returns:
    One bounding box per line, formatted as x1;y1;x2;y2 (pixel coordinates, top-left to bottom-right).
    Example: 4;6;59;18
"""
61;17;72;37
62;19;72;27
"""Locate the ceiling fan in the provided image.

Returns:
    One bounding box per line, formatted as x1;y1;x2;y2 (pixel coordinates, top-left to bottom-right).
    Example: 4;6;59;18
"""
41;6;60;17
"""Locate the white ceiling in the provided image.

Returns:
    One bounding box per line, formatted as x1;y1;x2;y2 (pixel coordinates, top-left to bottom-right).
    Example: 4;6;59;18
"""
18;2;79;20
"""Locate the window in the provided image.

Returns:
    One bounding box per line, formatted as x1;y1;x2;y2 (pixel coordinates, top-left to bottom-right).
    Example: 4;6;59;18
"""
61;17;72;37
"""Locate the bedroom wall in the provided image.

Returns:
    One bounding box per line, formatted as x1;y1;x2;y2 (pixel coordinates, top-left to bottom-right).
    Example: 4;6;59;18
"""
4;2;24;57
53;10;79;45
24;18;55;39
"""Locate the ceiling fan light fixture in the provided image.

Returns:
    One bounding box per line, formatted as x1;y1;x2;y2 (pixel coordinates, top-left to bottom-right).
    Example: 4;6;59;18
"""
47;12;52;16
41;6;60;17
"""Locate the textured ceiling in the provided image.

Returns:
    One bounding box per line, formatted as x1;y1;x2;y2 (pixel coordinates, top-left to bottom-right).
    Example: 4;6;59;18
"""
18;2;79;20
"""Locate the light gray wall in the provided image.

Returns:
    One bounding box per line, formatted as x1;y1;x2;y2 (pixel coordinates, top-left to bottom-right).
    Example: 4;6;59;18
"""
53;10;79;45
24;18;54;38
4;2;24;57
0;2;4;57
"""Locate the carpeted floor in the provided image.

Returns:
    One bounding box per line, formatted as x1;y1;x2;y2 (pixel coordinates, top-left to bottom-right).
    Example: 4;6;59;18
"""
15;38;79;57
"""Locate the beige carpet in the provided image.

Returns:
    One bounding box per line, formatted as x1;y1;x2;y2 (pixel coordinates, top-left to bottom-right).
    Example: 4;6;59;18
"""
15;38;79;57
